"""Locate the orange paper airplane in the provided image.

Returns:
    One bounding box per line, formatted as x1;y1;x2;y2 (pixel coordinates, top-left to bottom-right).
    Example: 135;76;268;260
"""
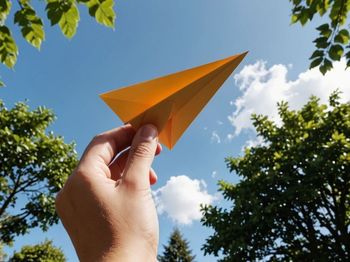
100;52;247;149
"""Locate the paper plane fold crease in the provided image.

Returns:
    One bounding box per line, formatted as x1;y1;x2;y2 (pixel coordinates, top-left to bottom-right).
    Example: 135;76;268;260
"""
100;52;248;149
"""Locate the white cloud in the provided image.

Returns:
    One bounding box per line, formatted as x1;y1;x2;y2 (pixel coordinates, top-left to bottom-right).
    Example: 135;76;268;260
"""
211;131;221;144
153;175;216;225
228;60;350;136
241;136;267;152
217;120;224;125
211;170;218;178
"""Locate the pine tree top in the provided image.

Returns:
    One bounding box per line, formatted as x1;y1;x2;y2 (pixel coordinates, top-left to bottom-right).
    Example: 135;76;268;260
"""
158;228;195;262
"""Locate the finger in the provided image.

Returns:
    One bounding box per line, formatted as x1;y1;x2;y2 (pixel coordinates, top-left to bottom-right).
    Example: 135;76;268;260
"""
78;125;136;177
109;144;162;181
155;143;162;156
122;124;158;190
150;167;158;185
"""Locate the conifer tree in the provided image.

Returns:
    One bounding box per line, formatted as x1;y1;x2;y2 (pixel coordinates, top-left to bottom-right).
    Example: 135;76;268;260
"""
158;228;195;262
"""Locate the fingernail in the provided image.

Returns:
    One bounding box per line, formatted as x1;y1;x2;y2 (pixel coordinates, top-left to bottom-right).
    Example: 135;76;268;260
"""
140;124;158;141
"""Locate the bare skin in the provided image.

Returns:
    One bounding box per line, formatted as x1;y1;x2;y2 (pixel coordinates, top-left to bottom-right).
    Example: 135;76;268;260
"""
55;124;162;261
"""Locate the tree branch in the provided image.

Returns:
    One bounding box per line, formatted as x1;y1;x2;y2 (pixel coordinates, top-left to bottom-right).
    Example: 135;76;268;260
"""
0;174;22;217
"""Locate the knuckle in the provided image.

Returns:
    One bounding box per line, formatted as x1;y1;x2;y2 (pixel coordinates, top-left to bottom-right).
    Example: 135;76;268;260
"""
91;133;107;143
130;143;154;159
123;180;151;194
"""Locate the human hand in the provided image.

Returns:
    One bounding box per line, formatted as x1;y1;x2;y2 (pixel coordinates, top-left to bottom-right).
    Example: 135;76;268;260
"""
55;124;161;261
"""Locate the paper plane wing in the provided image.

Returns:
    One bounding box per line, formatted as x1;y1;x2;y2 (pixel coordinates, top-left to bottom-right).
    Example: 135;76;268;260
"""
100;52;247;149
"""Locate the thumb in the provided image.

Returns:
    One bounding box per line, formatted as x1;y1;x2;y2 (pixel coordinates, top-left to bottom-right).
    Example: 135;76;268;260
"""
123;124;158;190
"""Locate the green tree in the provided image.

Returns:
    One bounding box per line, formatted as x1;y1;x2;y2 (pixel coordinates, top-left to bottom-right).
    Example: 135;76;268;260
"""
0;0;116;86
0;100;77;245
158;228;195;262
289;0;350;74
201;92;350;261
9;240;65;262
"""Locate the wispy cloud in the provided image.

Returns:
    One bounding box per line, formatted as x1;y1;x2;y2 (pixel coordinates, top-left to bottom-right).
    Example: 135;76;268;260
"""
210;131;221;144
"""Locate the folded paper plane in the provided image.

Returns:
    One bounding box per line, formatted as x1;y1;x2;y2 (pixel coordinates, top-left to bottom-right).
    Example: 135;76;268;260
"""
100;52;248;149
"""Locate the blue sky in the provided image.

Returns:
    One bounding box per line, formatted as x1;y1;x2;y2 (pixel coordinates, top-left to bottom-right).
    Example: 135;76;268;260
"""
2;0;350;261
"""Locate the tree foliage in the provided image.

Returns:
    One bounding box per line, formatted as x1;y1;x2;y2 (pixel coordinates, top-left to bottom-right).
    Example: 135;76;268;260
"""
0;100;77;245
202;92;350;261
158;228;195;262
0;0;116;86
0;243;7;261
289;0;350;74
9;240;65;262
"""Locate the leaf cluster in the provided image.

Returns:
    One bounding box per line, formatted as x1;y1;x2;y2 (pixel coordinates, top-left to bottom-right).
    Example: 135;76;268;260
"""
201;91;350;261
290;0;350;74
0;0;116;86
9;240;65;262
0;100;77;245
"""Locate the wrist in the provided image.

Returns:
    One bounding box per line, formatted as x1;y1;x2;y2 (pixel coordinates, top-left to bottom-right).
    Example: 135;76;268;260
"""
102;249;157;262
81;239;157;262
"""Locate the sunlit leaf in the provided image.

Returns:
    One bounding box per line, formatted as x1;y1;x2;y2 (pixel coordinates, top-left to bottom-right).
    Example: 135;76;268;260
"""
46;0;80;38
14;0;45;49
329;44;343;61
0;26;18;68
0;0;11;22
86;0;115;28
334;29;350;44
58;2;80;38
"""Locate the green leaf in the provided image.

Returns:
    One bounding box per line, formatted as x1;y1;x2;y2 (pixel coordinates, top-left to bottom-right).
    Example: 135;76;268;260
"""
46;0;80;38
330;0;347;27
291;14;298;24
309;49;324;59
46;1;66;26
58;2;80;38
316;23;332;38
86;0;116;28
0;26;18;68
329;44;344;61
14;1;45;49
0;0;11;22
299;10;309;25
316;23;329;32
319;59;333;75
309;57;323;69
316;0;329;16
313;36;329;48
0;80;4;87
334;29;350;44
